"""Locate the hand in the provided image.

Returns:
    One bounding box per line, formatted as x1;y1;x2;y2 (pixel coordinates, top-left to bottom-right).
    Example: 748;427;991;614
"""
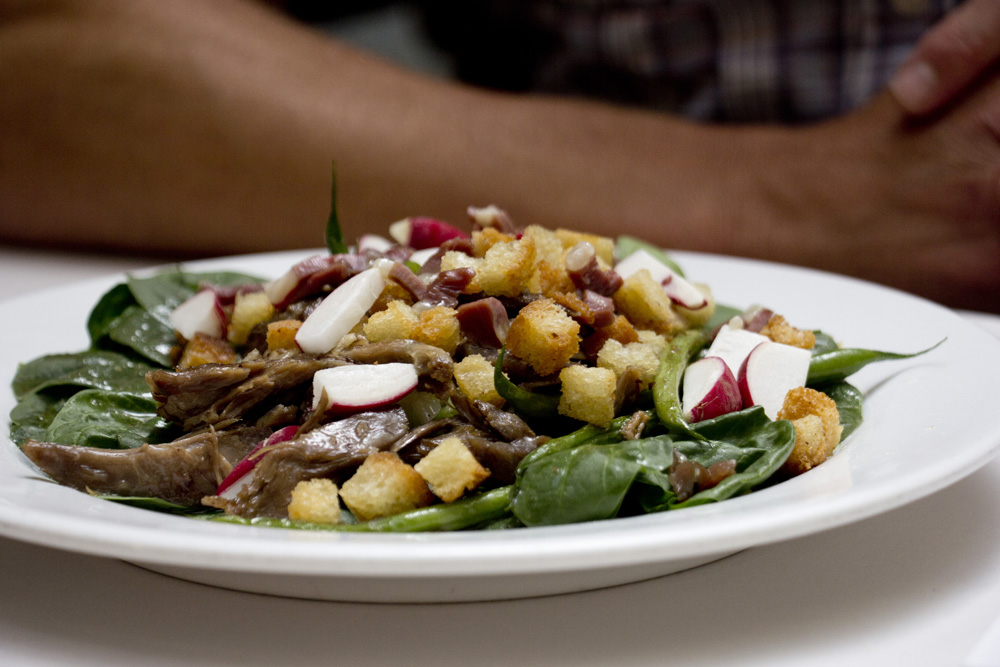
752;77;1000;311
890;0;1000;115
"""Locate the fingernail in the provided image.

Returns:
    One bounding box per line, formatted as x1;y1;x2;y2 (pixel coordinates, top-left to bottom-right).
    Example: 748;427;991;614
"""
889;60;938;113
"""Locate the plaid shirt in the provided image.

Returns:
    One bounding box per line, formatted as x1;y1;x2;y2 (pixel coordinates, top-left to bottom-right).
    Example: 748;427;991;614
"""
426;0;961;123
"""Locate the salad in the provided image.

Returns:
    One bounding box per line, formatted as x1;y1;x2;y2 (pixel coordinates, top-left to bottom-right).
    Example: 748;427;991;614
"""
8;192;936;532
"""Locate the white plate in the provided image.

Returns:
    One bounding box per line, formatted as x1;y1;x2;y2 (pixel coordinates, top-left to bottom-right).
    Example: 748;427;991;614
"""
1;250;999;603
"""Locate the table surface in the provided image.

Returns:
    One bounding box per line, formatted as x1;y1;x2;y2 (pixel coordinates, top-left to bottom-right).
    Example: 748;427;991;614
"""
1;243;999;667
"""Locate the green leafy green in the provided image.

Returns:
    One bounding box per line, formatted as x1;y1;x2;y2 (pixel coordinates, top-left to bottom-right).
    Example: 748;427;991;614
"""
9;388;74;446
493;347;560;419
12;350;153;400
44;390;176;449
87;283;138;344
511;436;674;526
807;339;944;385
671;410;796;508
815;381;864;441
325;163;349;255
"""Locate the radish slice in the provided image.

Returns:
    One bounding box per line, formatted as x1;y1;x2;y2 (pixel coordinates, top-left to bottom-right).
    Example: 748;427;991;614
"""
615;249;706;309
737;341;812;419
294;267;385;354
705;324;771;376
169;289;226;340
357;234;395;255
312;363;419;413
682;356;742;422
216;425;299;498
389;216;469;249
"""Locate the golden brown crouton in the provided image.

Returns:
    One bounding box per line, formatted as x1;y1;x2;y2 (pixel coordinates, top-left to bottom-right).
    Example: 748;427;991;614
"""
228;292;275;345
177;333;239;368
287;478;342;525
413;306;462;355
596;339;661;387
472;227;515;257
477;237;537;297
414;436;491;502
762;314;816;350
554;229;615;265
363;300;418;343
265;319;302;353
612;269;688;335
339;452;435;521
506;298;581;376
558;365;617;427
453;354;504;405
779;387;843;475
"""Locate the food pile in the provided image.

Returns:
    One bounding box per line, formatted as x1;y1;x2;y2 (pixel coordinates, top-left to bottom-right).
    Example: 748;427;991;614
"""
9;204;932;531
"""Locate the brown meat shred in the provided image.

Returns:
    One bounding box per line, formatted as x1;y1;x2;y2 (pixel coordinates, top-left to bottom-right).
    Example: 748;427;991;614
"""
203;408;410;518
21;431;231;506
338;340;454;384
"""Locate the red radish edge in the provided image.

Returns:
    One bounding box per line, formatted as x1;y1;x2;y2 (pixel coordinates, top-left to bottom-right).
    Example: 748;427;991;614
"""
682;356;742;422
216;425;299;497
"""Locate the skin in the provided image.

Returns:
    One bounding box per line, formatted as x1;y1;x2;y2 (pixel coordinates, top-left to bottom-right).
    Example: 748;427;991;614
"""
1;0;998;312
890;0;1000;116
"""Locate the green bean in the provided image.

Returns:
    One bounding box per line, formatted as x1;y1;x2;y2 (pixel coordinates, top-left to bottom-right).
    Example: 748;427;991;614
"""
807;339;944;385
205;486;515;533
493;347;560;419
652;329;707;438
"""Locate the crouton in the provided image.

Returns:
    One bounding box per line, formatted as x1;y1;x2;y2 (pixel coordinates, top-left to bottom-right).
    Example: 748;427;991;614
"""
454;354;504;405
505;298;581;376
414;436;491;502
287;478;342;525
177;333;238;368
265;319;302;353
596;339;661;387
477;237;536;297
472;227;515;257
363;299;418;343
370;280;416;313
636;329;670;358
228;291;275;345
554;228;615;265
612;269;688;334
779;387;843;475
761;314;816;350
413;306;462;355
339;452;434;521
558;365;617;427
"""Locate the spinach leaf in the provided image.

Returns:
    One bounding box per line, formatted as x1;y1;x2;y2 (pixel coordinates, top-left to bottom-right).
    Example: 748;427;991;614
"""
703;303;742;335
87;283;138;345
44;390;176;449
807;339;944;385
92;494;217;514
512;436;673;526
9;388;73;446
811;331;840;356
815;381;863;441
671;416;796;509
104;305;176;367
12;351;154;399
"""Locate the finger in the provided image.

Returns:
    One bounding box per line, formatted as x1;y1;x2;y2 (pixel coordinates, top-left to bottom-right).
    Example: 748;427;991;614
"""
890;0;1000;115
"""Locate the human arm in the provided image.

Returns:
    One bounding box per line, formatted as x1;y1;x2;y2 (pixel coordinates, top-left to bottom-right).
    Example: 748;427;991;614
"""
1;0;997;312
889;0;1000;115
